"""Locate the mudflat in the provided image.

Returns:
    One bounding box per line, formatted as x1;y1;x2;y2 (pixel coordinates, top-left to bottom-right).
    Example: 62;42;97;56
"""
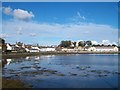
2;78;32;89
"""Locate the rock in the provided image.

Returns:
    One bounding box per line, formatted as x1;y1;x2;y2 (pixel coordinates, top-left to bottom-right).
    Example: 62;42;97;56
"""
113;71;120;75
86;66;91;68
57;73;65;76
21;66;31;69
69;72;77;76
80;67;86;70
90;70;97;72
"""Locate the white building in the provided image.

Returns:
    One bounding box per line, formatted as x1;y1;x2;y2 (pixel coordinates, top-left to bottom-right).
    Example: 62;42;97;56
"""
0;45;1;50
61;48;75;52
28;49;40;52
6;43;12;51
40;47;56;52
31;46;40;50
88;46;118;52
24;45;40;52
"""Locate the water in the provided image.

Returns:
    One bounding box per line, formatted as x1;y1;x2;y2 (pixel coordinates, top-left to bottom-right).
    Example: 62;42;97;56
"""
2;54;119;88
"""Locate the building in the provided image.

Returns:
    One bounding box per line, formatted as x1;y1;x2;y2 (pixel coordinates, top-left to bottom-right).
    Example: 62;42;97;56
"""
6;43;26;52
6;43;12;51
61;47;75;52
27;48;40;52
31;46;40;50
88;46;118;52
25;45;40;52
40;47;56;52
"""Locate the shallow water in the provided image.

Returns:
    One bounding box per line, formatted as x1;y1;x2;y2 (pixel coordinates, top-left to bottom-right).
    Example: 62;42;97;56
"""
2;54;119;88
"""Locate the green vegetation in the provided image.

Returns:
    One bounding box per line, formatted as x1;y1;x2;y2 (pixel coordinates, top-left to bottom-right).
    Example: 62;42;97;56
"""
0;38;7;52
0;38;5;44
59;40;72;48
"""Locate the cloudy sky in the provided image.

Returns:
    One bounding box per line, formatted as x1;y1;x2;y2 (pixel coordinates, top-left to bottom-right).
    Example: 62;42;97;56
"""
1;2;118;45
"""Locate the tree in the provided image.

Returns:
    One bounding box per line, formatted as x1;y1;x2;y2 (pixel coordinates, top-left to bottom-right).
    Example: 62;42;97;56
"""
59;40;71;48
107;45;111;47
16;42;23;46
73;42;76;47
86;41;92;46
0;38;7;52
78;41;86;47
101;44;104;46
112;44;116;47
0;38;5;44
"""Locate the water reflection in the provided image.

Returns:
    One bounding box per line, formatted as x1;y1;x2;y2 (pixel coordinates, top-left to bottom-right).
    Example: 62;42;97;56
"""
2;54;119;88
6;59;12;65
25;56;30;60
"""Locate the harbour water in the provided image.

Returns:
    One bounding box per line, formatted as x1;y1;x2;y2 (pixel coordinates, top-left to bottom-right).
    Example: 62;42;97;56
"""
2;54;119;88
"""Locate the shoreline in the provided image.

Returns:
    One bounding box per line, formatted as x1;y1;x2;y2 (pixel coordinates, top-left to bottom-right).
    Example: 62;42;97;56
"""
2;77;32;89
1;51;119;59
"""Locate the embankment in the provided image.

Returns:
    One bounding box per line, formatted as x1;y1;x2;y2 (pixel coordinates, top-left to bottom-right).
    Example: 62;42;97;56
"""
1;51;119;59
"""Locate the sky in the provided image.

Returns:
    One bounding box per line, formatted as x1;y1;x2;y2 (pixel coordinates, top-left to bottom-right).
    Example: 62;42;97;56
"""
1;2;118;46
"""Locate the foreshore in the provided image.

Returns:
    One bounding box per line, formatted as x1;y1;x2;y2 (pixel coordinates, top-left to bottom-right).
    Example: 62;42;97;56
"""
2;78;32;89
1;51;119;59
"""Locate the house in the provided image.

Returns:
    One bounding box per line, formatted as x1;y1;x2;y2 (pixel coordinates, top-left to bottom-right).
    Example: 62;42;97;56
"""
61;47;75;52
27;48;40;53
87;47;96;51
88;46;118;52
11;44;19;52
61;48;68;52
7;44;26;52
6;43;12;51
31;46;40;50
40;47;56;52
25;45;40;52
70;42;75;47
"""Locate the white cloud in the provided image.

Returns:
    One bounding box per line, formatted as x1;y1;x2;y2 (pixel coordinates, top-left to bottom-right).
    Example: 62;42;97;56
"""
30;33;37;37
101;40;111;45
3;7;34;21
77;11;86;20
2;20;118;45
111;42;117;45
16;26;23;35
92;40;118;45
13;9;34;20
3;7;12;15
0;33;9;38
91;41;99;45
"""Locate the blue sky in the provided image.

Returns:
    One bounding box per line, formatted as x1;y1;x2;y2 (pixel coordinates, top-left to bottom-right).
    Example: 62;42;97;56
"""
1;2;118;45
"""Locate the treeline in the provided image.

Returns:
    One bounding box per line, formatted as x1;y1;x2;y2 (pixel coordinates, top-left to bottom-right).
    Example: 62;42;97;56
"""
59;40;117;48
0;38;7;52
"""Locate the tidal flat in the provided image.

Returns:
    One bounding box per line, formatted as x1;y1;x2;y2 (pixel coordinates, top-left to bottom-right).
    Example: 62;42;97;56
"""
2;54;119;88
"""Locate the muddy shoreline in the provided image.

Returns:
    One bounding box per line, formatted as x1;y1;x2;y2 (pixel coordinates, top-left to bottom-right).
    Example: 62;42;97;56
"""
2;53;119;88
1;51;119;59
2;78;32;89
